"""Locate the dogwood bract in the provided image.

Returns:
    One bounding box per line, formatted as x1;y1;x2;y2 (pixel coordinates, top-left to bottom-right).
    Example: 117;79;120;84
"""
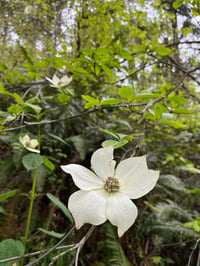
19;135;40;153
46;74;72;88
61;146;159;237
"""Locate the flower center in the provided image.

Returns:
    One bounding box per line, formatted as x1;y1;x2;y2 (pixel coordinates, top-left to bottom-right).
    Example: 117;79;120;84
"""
104;177;120;193
25;141;31;147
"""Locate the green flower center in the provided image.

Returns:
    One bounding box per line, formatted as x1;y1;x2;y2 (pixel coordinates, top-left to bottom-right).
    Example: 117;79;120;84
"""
25;141;31;147
104;177;120;193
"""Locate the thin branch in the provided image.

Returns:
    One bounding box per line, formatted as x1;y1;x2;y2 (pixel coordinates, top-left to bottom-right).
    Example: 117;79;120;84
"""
188;238;200;266
167;41;200;47
0;245;75;264
25;226;75;266
49;226;96;266
48;245;78;266
0;103;145;132
1;64;200;133
104;63;153;85
0;125;26;133
142;66;200;114
74;225;96;266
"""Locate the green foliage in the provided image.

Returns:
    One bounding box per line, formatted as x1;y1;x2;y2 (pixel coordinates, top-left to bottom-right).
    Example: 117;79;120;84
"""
184;217;200;233
38;228;65;238
172;1;184;9
22;153;43;171
0;190;17;201
118;86;135;101
144;202;197;244
99;223;132;266
47;193;73;223
0;0;200;264
82;95;99;109
0;239;24;266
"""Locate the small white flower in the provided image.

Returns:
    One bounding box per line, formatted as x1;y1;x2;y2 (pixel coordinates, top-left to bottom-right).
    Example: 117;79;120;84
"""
61;146;159;237
46;74;72;88
19;135;40;153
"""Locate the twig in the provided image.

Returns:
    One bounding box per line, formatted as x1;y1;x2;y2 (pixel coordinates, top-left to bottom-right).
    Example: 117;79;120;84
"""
0;103;145;132
142;65;200;114
188;238;200;266
74;225;96;266
48;226;96;266
48;245;78;266
0;125;26;132
0;244;75;264
25;226;75;266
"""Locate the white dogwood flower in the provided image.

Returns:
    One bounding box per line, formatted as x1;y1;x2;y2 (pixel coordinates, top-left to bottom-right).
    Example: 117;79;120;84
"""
46;74;72;88
61;146;159;237
20;135;40;153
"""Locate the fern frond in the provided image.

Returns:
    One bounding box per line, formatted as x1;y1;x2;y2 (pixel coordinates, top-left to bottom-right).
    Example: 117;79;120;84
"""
158;175;186;192
99;223;132;266
155;202;194;223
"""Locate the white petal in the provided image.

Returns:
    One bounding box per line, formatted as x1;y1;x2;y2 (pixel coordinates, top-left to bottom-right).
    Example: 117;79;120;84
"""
50;84;59;88
91;146;116;181
61;164;104;190
19;135;30;145
106;193;138;237
115;156;148;184
30;139;39;148
60;75;72;86
26;147;40;153
46;76;54;83
68;190;107;229
120;169;159;199
52;74;59;83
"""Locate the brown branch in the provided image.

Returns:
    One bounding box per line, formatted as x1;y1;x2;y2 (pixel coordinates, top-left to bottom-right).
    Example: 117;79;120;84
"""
142;66;200;114
0;103;145;132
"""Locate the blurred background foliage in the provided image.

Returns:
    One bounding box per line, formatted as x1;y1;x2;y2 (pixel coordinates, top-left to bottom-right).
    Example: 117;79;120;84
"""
0;0;200;265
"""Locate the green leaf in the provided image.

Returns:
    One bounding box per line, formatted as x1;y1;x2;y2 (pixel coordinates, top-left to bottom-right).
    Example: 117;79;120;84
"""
57;93;71;104
152;256;162;264
18;42;34;64
24;103;41;114
100;128;119;139
7;104;22;114
118;86;134;100
192;8;200;16
47;193;73;223
42;156;55;171
102;139;118;147
0;63;8;71
160;119;186;128
118;49;132;60
153;104;168;120
184;218;200;233
101;64;114;77
48;133;69;145
144;201;160;211
0;190;17;201
155;45;171;56
0;87;24;105
22;153;43;171
38;228;65;238
100;98;122;106
102;138;128;149
0;239;24;266
82;95;99;109
172;1;184;9
12;93;24;105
